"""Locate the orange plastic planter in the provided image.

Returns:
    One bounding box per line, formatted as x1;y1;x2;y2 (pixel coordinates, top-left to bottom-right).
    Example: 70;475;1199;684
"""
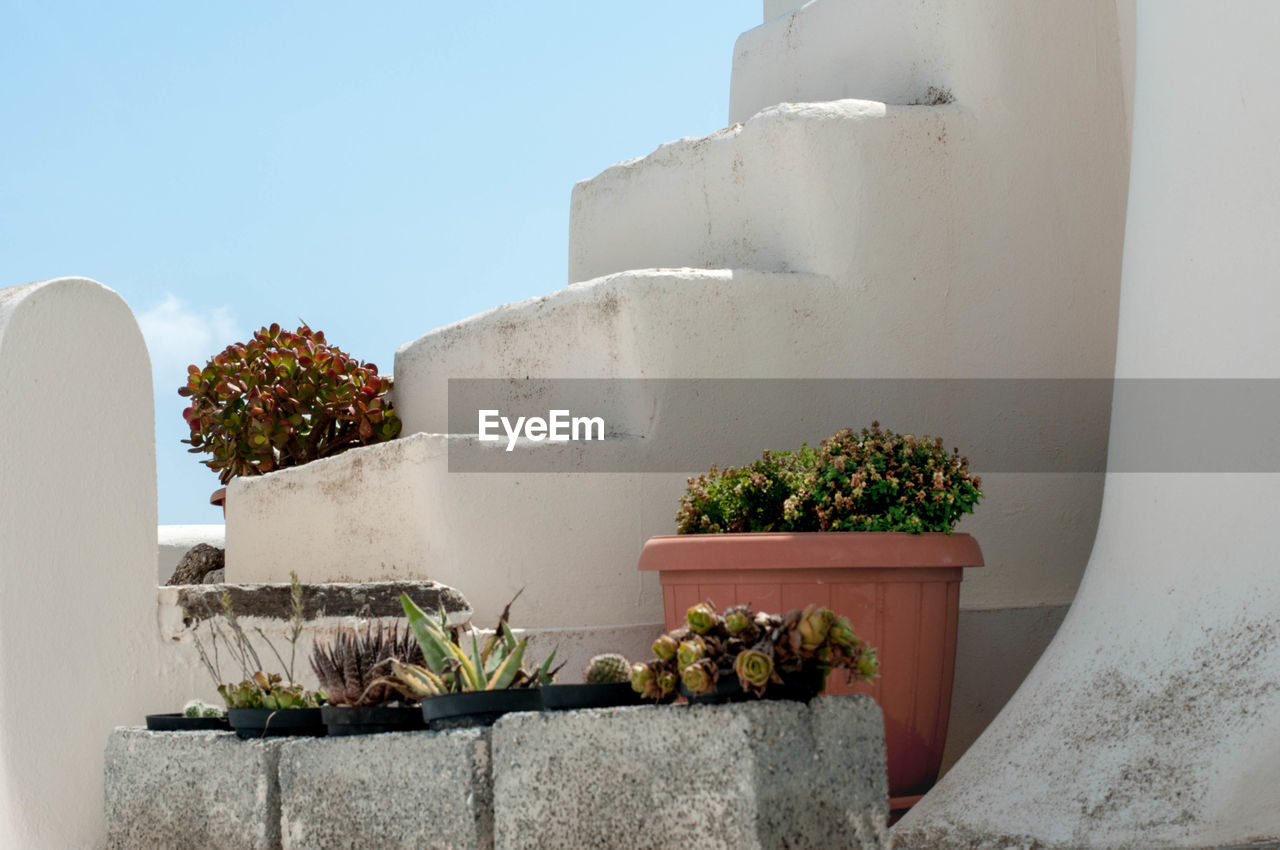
638;532;982;805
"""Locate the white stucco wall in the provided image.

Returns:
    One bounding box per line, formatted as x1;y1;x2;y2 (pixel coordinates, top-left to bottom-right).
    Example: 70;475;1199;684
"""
234;0;1132;643
899;1;1280;844
226;431;684;629
0;278;198;849
408;0;1129;613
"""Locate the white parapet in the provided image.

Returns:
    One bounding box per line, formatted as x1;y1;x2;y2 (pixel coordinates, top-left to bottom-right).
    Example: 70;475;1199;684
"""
0;277;196;849
897;2;1280;845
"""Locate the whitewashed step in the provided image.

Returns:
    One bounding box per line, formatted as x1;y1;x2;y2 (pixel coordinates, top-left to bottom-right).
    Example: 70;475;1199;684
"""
568;99;963;285
392;268;837;437
223;432;684;632
731;0;953;124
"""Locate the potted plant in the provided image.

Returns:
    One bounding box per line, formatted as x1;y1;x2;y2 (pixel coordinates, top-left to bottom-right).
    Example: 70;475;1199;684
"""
540;653;646;710
312;621;427;736
144;699;231;732
639;422;984;807
179;323;401;515
631;601;878;705
192;572;328;738
379;593;558;728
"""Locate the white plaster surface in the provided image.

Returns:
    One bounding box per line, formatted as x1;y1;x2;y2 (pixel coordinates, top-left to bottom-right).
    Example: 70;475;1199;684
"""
0;278;200;849
397;2;1130;619
157;523;225;583
898;2;1280;844
226;432;681;629
734;1;952;117
576;3;1130;299
763;0;800;23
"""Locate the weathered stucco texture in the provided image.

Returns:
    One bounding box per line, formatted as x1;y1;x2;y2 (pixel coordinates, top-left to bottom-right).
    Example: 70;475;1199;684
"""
898;2;1280;845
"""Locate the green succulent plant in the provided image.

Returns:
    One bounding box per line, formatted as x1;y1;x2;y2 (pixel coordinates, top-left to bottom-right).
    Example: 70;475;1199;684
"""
636;600;878;701
675;448;814;534
681;658;718;696
724;606;753;638
190;571;327;710
675;423;982;535
583;653;631;684
685;602;718;635
381;593;559;699
651;634;679;661
733;649;775;697
801;422;982;533
179;323;401;484
219;672;323;710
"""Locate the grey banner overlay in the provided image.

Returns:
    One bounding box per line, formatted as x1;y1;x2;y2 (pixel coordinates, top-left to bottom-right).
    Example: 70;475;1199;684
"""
445;379;1280;473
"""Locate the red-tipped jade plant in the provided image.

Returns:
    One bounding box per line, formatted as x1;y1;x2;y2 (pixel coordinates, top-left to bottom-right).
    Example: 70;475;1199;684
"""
180;323;402;484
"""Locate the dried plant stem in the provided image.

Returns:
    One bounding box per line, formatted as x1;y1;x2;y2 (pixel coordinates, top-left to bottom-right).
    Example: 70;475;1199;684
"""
254;626;293;683
191;624;222;692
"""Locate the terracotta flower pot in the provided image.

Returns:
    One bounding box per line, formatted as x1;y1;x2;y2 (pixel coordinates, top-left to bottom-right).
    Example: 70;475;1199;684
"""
638;531;982;807
210;487;226;518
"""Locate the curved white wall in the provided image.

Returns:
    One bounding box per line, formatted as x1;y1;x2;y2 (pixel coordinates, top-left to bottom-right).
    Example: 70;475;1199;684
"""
898;2;1280;844
0;278;184;848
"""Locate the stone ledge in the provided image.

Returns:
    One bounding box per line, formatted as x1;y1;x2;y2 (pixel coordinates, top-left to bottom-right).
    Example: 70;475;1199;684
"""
162;580;473;627
491;694;888;850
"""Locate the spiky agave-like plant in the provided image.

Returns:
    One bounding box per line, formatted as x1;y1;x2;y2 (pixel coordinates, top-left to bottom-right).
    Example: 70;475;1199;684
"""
377;591;561;700
310;620;424;706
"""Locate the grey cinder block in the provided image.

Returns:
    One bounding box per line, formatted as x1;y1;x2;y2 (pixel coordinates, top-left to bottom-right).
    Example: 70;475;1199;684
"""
278;728;493;850
104;729;285;850
490;694;888;850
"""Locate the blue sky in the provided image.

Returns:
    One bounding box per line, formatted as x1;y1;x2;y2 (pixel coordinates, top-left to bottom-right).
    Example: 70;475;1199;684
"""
1;2;761;523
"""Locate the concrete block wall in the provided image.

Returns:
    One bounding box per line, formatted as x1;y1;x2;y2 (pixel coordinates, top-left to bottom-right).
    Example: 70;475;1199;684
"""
493;696;888;850
279;729;493;850
105;731;286;850
104;695;887;850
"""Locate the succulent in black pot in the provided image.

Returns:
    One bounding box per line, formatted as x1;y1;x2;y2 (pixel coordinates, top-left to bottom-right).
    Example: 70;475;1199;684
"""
541;653;646;711
379;592;559;728
312;620;427;736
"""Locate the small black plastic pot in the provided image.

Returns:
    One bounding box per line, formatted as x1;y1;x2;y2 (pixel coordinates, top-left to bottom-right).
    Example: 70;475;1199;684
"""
540;682;646;711
227;707;327;739
321;703;426;736
681;665;827;705
145;713;231;732
421;689;542;729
